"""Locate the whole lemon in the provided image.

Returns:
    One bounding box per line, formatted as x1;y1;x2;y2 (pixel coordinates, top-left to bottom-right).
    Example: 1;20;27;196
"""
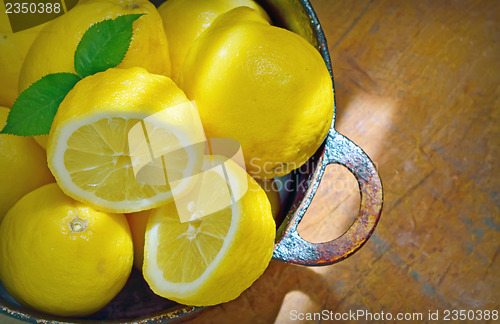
180;7;334;179
0;11;44;107
0;183;133;317
0;106;54;220
158;0;269;81
19;0;171;93
20;0;172;150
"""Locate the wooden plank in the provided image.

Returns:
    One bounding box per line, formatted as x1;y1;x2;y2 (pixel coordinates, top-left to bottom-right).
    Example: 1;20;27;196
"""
187;0;500;322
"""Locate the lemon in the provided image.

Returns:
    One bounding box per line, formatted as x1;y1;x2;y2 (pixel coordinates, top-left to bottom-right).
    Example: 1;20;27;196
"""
47;67;205;213
20;0;172;150
158;0;269;82
180;7;334;179
0;11;44;107
256;178;281;221
143;156;275;306
0;106;54;220
0;183;133;317
126;210;150;269
34;134;48;149
19;0;171;93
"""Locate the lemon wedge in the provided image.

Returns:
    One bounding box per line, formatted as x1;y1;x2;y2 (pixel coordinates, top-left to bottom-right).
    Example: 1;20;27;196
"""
143;156;275;306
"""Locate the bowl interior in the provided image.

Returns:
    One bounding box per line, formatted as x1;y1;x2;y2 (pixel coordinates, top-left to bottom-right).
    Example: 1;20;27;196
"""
0;0;332;322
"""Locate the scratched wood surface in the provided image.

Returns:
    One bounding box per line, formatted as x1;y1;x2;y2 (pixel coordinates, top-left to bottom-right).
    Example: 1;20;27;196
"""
1;0;499;324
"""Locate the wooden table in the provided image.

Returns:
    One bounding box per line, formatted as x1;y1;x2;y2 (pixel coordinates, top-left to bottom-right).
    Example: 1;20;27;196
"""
182;0;500;322
1;0;498;323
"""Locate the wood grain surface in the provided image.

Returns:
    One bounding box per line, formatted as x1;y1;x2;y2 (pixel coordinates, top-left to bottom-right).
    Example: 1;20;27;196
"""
181;0;500;323
1;0;498;323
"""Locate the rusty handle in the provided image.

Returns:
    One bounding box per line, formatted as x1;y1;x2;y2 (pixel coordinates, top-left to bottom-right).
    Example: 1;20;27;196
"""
273;130;383;265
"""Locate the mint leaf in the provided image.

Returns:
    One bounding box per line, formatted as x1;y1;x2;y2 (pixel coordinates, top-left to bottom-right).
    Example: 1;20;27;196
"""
74;14;144;78
0;73;81;136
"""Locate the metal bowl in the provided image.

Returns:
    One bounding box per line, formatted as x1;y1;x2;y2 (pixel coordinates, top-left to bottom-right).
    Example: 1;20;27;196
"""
0;0;383;322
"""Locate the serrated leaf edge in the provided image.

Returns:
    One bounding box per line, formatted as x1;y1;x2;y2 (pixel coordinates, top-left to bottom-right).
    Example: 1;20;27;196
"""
0;73;81;136
74;13;144;78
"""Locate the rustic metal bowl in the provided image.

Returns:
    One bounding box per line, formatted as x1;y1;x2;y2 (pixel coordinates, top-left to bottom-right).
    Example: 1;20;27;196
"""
0;0;383;322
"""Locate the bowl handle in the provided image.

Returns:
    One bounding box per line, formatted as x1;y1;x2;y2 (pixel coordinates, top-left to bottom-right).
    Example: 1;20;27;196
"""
273;130;383;265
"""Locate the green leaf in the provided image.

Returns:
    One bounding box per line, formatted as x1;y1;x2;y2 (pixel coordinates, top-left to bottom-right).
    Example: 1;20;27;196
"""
0;73;81;136
74;14;144;78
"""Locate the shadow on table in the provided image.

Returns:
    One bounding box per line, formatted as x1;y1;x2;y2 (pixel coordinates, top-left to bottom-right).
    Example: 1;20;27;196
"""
183;260;339;324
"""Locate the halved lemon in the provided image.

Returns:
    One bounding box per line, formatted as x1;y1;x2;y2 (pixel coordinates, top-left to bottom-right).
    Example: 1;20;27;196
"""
47;67;205;213
143;156;276;306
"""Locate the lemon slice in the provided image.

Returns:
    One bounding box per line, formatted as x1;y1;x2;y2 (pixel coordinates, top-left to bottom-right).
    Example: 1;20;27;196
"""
143;156;276;306
48;68;205;213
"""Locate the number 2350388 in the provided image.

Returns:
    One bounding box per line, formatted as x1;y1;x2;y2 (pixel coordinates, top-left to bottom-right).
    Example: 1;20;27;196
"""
5;2;61;14
443;309;498;321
